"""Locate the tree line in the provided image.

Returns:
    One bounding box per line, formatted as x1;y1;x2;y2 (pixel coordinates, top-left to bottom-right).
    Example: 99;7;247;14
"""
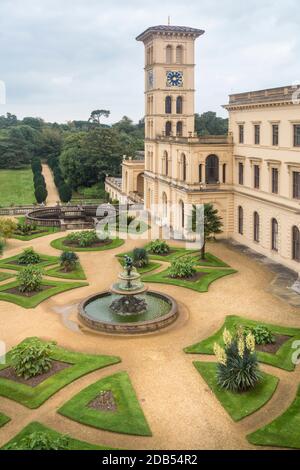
0;111;228;191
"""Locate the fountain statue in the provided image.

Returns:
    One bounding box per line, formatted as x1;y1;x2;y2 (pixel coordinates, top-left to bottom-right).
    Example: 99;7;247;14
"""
109;256;148;315
78;254;178;334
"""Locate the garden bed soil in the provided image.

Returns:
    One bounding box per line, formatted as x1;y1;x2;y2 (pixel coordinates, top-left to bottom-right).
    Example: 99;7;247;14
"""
5;285;53;297
87;390;117;412
168;272;205;282
63;239;112;249
8;259;44;266
0;360;71;387
256;334;292;354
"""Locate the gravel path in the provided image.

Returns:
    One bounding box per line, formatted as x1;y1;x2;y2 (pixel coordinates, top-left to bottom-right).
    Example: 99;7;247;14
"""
0;232;299;450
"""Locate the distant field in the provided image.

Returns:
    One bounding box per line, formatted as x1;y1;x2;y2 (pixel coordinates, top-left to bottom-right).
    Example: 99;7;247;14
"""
0;168;35;206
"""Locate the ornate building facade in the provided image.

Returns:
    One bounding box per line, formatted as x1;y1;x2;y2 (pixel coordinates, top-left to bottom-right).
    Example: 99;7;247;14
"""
105;25;300;271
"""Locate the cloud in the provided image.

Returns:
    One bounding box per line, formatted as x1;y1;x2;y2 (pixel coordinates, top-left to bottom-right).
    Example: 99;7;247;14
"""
0;0;299;122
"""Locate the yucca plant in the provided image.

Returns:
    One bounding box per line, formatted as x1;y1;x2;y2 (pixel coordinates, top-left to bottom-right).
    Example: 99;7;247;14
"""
60;251;78;272
132;248;149;268
214;327;261;393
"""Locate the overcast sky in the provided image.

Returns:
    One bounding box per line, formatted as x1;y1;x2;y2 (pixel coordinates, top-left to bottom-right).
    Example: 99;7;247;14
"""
0;0;299;123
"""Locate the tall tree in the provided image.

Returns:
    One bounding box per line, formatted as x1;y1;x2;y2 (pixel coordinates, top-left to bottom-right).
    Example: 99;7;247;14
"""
88;109;110;126
195;111;228;136
192;203;223;259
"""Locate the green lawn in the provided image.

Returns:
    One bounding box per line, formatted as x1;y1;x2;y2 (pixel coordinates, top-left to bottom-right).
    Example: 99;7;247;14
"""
45;262;87;280
0;168;35;206
0;272;14;282
247;384;300;449
144;244;200;262
193;362;279;421
0;278;88;308
58;371;152;436
0;338;121;409
142;267;237;293
0;251;59;272
0;412;10;428
184;315;300;371
1;421;116;450
51;236;125;252
188;252;230;268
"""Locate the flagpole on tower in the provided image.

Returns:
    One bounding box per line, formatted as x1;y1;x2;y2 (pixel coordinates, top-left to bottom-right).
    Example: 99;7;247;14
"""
168;16;171;25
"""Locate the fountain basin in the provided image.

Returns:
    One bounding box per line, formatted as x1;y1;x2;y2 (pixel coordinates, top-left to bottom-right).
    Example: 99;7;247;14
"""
78;291;178;334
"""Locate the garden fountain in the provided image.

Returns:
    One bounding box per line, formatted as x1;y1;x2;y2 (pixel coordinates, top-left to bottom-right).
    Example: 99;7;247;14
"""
78;256;178;334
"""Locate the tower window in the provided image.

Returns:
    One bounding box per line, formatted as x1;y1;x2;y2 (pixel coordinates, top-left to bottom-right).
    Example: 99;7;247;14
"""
294;125;300;147
253;211;260;242
272;124;279;146
222;164;226;183
254;125;260;145
271;218;279;251
181;154;187;181
166;45;172;64
238;206;243;235
292;226;300;261
176;96;183;114
176;45;183;64
239;125;244;144
271;168;279;194
238;162;244;185
254;165;260;189
165;121;172;137
199;164;202;183
293;172;300;199
165;96;172;114
176;121;183;137
205;155;219;184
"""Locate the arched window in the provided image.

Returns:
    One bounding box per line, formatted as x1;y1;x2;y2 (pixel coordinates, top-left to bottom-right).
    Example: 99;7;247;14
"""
254;212;260;242
165;121;172;137
179;200;185;228
222;164;226;183
162;192;168;218
238;206;243;235
205;155;219;184
176;121;183;137
271;219;279;251
176;45;183;64
181;153;187;181
166;45;172;64
176;96;183;114
292;226;300;261
165;96;172;114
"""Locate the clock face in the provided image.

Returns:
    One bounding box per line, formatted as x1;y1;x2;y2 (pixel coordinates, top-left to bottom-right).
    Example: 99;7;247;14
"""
148;70;154;89
166;71;183;87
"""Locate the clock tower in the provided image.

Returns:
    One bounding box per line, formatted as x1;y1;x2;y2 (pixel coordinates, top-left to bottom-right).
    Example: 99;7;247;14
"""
136;25;204;177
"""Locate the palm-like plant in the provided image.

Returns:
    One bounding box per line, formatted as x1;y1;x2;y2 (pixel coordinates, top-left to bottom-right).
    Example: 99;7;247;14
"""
60;251;79;272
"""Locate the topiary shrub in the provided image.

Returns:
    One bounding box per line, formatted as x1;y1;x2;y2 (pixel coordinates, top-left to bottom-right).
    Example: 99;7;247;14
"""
132;248;149;268
18;265;43;293
60;251;79;272
149;239;170;255
0;218;17;239
6;431;70;450
58;183;72;203
18;248;41;265
244;325;275;345
214;327;261;393
35;185;48;204
10;338;56;380
169;257;196;279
